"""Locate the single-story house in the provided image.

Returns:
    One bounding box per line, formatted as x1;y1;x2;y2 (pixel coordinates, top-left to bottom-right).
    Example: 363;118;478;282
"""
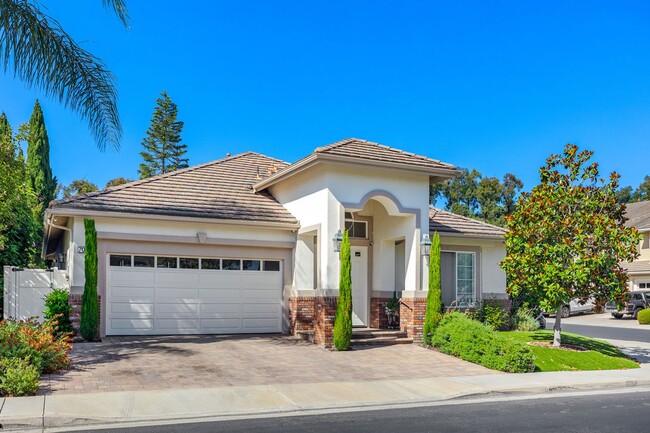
43;138;507;347
624;200;650;290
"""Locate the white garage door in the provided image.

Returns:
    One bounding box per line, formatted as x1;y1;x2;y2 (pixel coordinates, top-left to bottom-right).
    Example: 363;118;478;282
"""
106;254;283;335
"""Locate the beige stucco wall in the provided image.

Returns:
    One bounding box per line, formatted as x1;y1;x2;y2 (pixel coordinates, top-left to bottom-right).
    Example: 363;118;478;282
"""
65;215;296;294
269;163;429;294
438;235;507;300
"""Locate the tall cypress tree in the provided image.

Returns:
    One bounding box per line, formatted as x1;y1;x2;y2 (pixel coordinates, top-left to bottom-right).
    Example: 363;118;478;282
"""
423;232;442;345
26;100;57;210
333;230;353;351
138;91;189;179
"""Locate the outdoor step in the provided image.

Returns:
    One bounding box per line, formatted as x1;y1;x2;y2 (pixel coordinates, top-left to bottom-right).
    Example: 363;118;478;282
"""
351;328;407;339
295;330;314;343
351;336;414;346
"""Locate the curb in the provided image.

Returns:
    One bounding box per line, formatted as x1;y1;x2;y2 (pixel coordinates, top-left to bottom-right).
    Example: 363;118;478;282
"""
3;377;650;431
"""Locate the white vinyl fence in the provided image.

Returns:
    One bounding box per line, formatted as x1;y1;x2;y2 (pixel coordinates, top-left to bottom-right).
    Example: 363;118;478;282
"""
3;266;69;322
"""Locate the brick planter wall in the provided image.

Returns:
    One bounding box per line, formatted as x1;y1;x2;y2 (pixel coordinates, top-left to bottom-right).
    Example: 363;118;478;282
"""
289;296;338;349
369;297;392;329
314;296;337;349
289;297;316;334
400;297;426;342
69;293;100;340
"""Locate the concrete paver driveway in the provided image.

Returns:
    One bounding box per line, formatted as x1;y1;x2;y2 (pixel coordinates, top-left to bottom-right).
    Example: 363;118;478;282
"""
41;335;498;394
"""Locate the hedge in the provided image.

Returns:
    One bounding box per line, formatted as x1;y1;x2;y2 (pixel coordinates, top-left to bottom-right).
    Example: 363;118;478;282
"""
431;312;535;373
638;309;650;325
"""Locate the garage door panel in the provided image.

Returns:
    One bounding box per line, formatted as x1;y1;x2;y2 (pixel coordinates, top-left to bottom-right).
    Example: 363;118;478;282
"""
156;303;200;316
110;319;154;330
156;272;199;288
201;303;241;316
111;286;154;299
110;302;154;315
243;304;280;318
201;318;242;330
110;270;154;286
107;254;282;335
242;274;282;287
242;289;279;301
199;273;240;288
243;318;281;330
156;287;200;299
157;318;199;331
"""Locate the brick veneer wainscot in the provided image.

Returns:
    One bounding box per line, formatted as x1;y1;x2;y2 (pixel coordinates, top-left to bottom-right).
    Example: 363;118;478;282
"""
289;296;338;349
69;293;100;339
369;297;392;329
400;297;426;341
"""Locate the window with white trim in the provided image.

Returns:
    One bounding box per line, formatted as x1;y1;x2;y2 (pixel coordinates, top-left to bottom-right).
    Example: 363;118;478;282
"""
344;212;368;239
456;252;476;306
639;282;650;289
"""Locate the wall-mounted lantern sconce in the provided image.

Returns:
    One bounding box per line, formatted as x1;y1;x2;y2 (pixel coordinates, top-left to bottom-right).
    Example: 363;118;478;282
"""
332;229;343;253
420;233;431;257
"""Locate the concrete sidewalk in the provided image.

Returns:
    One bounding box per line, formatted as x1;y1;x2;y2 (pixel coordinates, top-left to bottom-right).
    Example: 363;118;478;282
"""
3;365;650;431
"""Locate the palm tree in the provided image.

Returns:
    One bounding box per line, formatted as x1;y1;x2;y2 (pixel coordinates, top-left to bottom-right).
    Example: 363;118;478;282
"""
0;0;129;150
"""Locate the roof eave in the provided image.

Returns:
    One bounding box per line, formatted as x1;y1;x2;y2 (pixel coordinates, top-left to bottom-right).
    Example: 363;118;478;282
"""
432;231;506;240
254;153;458;192
46;207;301;231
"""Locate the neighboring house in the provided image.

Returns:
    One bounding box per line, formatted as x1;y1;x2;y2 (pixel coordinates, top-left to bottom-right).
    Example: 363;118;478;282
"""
42;138;507;347
624;200;650;290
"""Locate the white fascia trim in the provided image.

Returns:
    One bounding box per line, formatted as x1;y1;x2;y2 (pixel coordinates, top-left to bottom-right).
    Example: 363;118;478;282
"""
254;153;458;192
45;208;301;231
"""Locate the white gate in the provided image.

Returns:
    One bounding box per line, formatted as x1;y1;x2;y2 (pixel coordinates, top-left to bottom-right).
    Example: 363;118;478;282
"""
3;266;69;321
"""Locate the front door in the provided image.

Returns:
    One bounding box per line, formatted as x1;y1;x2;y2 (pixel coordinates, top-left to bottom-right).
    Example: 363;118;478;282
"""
351;246;368;326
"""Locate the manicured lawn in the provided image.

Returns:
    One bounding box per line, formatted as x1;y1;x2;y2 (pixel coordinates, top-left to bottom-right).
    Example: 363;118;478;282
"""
501;331;639;372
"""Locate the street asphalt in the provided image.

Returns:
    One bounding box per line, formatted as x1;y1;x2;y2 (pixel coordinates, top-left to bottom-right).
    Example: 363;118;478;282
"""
74;389;650;433
547;313;650;343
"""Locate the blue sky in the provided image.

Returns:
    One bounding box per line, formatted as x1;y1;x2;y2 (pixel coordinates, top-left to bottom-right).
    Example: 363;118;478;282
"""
2;0;650;192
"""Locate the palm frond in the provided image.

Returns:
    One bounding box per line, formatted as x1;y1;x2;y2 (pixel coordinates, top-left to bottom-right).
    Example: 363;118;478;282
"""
102;0;130;28
0;0;122;150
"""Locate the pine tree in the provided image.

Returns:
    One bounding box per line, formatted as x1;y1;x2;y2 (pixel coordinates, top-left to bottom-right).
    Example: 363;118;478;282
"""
423;232;442;345
333;231;353;351
138;91;189;179
26;100;57;210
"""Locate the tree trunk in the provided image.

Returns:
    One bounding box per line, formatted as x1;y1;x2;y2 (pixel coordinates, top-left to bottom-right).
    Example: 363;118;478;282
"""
553;308;562;347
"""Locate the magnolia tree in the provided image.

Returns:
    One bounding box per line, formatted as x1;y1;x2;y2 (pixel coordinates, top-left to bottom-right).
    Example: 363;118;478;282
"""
500;144;640;346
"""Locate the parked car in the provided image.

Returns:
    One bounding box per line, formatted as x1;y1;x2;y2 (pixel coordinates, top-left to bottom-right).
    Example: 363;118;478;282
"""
606;290;650;319
545;298;596;318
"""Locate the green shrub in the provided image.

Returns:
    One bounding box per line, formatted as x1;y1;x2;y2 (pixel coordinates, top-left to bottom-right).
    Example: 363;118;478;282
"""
432;312;535;373
0;319;72;374
512;308;541;332
638;309;650;325
333;230;352;351
0;357;40;396
423;233;442;345
477;300;511;331
81;218;99;341
44;289;73;336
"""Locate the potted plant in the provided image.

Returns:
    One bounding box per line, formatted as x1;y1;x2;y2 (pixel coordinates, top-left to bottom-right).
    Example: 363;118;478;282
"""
384;291;400;329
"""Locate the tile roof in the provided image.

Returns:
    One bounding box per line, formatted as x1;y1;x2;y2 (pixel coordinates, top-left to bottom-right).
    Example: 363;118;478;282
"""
625;200;650;231
313;138;456;171
51;152;299;226
623;260;650;275
429;208;507;238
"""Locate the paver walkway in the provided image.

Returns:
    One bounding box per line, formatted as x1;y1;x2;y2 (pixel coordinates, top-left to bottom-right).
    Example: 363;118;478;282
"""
40;335;497;394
